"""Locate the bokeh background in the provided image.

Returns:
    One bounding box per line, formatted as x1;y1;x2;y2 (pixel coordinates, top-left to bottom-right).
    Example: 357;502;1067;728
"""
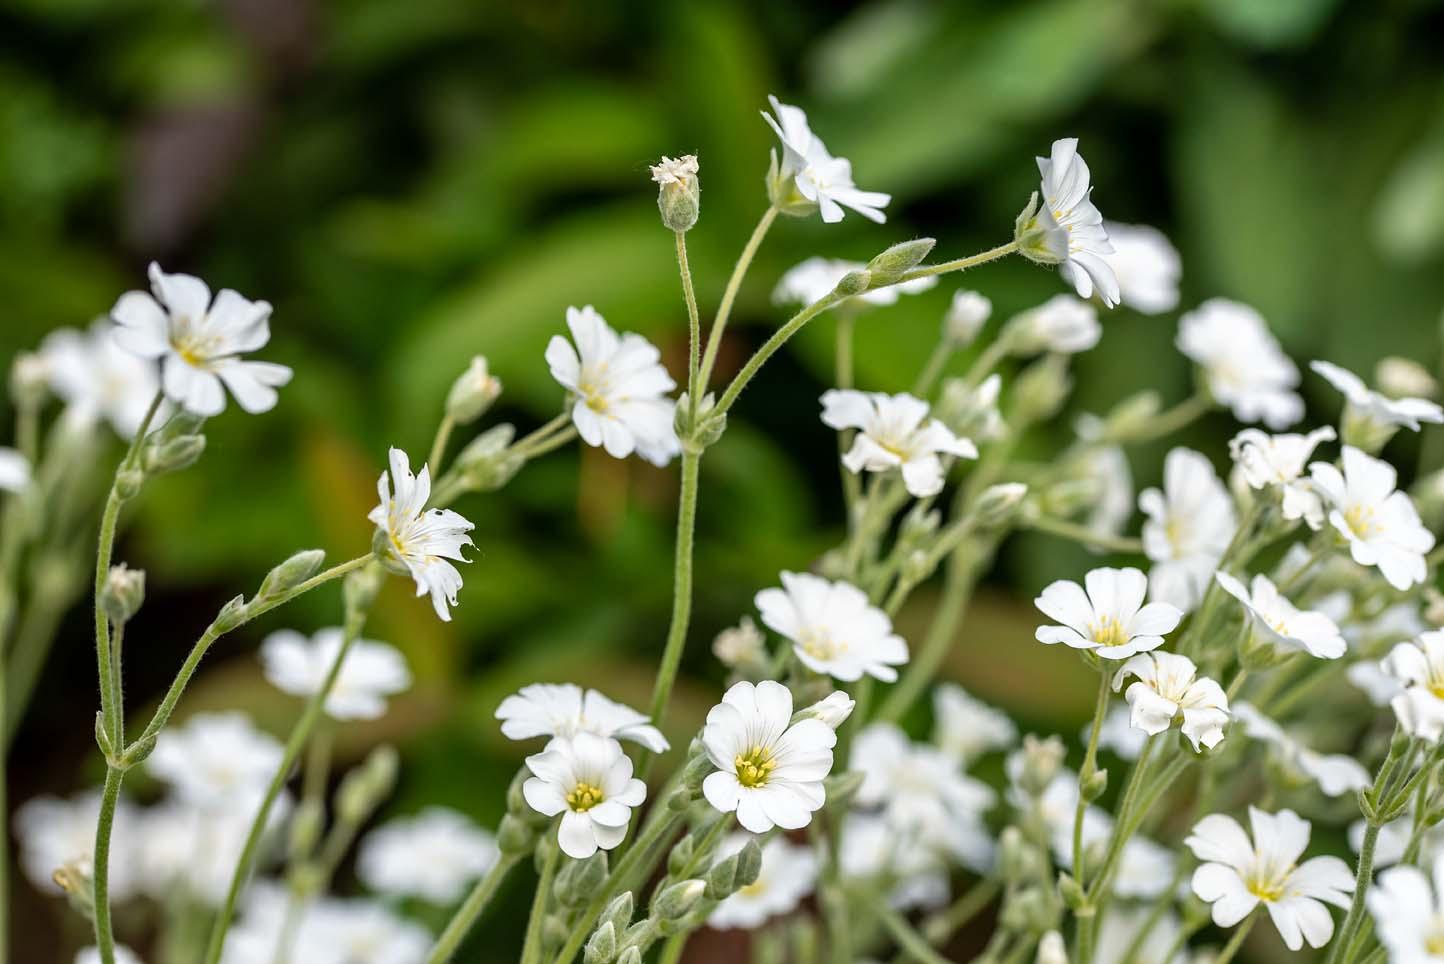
5;0;1444;958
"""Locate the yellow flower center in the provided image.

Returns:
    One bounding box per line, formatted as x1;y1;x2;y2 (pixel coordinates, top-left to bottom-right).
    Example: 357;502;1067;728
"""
735;746;777;789
1244;864;1293;902
1090;616;1128;648
566;782;604;813
1425;926;1444;956
799;628;844;662
1345;504;1379;538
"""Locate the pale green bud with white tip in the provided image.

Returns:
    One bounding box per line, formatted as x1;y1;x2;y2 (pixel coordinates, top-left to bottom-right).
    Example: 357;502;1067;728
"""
865;238;935;287
943;289;993;346
583;921;617;964
974;483;1029;528
653;879;707;920
616;948;642;964
445;356;502;424
100;563;145;625
793;691;855;729
1016;734;1066;796
1377;356;1437;399
256;549;325;600
652;155;700;233
1013;355;1073;424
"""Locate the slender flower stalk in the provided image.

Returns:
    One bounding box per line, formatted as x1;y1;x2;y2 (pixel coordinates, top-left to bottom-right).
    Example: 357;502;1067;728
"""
696;205;779;395
645;448;700;751
675;230;703;418
426;853;524;964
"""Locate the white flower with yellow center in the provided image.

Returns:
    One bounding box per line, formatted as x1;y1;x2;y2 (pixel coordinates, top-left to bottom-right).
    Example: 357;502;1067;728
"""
755;571;909;682
1214;572;1347;659
763;95;890;224
1311;445;1435;591
495;682;669;753
1177;299;1303;429
708;833;818;930
773;257;937;307
522;732;646;859
369;447;474;621
1012;294;1102;354
358;807;498;904
545;305;680;466
0;447;28;494
260;627;411;720
41;322;160;438
110;263;292;416
1229;426;1335;528
932;683;1017;764
1382;631;1444;741
1112;651;1230;751
1231;703;1369;797
821;390;977;498
1140;447;1236;612
1034;566;1183;659
14;789;140;899
1032;138;1120;307
1187;807;1353;950
1368;853;1444;964
701;680;838;833
1102;222;1181;315
146;712;283;810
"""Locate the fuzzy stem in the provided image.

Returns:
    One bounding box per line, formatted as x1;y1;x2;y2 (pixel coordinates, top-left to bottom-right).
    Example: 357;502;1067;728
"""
675;230;703;418
899;241;1019;282
521;842;561;964
427;854;523;963
644;448;701;757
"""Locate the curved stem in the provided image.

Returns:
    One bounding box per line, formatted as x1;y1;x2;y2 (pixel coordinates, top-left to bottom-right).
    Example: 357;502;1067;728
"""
427;854;523;963
644;449;700;763
696;205;779;395
913;339;955;398
1124;391;1213;444
714;295;842;418
898;241;1018;282
1326;818;1378;964
1025;516;1144;554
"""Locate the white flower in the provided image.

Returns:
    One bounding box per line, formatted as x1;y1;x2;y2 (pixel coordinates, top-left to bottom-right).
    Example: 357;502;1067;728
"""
773;257;936;307
77;947;143;964
1074;417;1134;539
545;305;680;466
755;571;908;682
110;263;292;416
821;390;977;498
1037;931;1068;964
242;896;431;964
368;447;474;621
932;683;1017;763
852;723;996;850
1313;360;1444;433
1112;651;1230;750
40;322;160;438
1013;294;1102;354
135;791;291;904
146;712;283;809
0;447;29;494
1094;906;1187;964
522;732;646;859
1034;566;1183;659
708;833;818;930
944;289;992;344
1368;853;1444;964
1186;807;1353;950
701;680;837;833
840;813;953;910
14;790;140;899
713;615;767;669
1034;138;1119;307
1102;222;1181;315
650;154;698;187
260;627;410;720
1231;703;1369;797
763;95;890;224
1093;704;1148;760
1311;445;1435;591
1353;814;1444;870
1177;299;1303;429
1214;572;1347;659
358;807;498;904
495;682;669;753
1382;631;1444;740
1229;426;1336;528
1140;448;1236;611
1347;660;1405;706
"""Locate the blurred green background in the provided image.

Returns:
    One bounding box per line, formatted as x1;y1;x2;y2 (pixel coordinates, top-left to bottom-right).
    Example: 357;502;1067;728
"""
5;0;1444;958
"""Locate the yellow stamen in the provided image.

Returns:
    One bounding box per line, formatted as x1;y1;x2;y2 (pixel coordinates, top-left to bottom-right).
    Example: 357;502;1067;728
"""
566;782;605;812
735;746;777;789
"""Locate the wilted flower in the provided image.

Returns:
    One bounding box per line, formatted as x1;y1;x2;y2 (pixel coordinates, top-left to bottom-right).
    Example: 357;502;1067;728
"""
1101;222;1181;315
1035;566;1183;659
1311;445;1435;591
260;627;411;720
1112;650;1230;750
1140;448;1236;612
523;732;646;859
358;807;499;904
1177;299;1302;429
773;257;935;307
111;263;292;416
821;390;977;498
495;682;669;753
763;95;890;223
545;305;680;466
708;833;817;930
755;571;908;682
369;447;475;621
41;322;160;438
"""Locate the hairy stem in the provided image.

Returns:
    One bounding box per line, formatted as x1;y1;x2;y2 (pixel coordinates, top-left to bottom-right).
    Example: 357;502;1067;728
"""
645;449;701;758
427;854;523;964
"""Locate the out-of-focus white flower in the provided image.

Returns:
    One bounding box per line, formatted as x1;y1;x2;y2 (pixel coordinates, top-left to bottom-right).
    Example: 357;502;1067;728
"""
1352;814;1444;870
763;95;890;224
523;732;646;859
1187;807;1353;950
41;322;160;438
1382;631;1444;740
821;390;977;498
76;947;143;964
932;683;1017;763
1348;601;1426;651
713;616;767;670
1075;418;1134;539
852;723;996;855
111;263;292;416
1140;448;1236;611
232;893;431;964
1030;138;1120;307
1093;704;1148;760
1367;853;1444;964
701;680;837;833
1214;572;1347;659
1093;906;1187;964
1347;660;1405;707
0;448;29;494
708;832;818;930
1231;703;1369;797
1177;299;1303;429
755;571;909;682
260;628;410;720
1102;222;1181;315
1378;357;1439;400
1112;650;1230;750
136;791;291;905
369;447;474;621
773;257;936;307
14;790;140;899
1031;772;1173;898
358;807;498;904
1035;566;1183;659
1229;426;1336;528
495;682;669;753
944;289;992;344
1313;360;1444;433
1312;445;1435;591
545;305;679;466
1037;931;1068;964
840;812;953;910
1013;294;1102;354
147;712;283;809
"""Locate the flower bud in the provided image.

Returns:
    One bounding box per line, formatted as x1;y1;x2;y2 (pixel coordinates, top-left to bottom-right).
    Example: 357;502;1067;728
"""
705;853;739;900
998;826;1043;883
833;270;871;297
653;879;706;920
712;616;767;672
1100;391;1164;442
1080;766;1108;803
681;751;716;792
211;594;249;634
100;564;145;625
288;799;324;860
865;238;935;287
943;290;992;347
454;424;524;493
1013;355;1073;424
667;836;695;876
651;155;700;233
114;467;145;500
1038;930;1069;964
601;892;634;934
343;565;384;618
257;549;325;600
574;851;609;901
1003;885;1060;933
1016;734;1066;796
94;712;115;762
583;921;617;964
119;732;158;769
616;948;642;964
10;351;49;409
142;433;206;476
674;392;726;452
1009;298;1100;356
936;374;1005;441
974;483;1029;528
793;692;855;730
445;356;503;425
336;745;398;824
1377;356;1437;399
497;813;537;855
734;837;762;889
1014;192;1069;266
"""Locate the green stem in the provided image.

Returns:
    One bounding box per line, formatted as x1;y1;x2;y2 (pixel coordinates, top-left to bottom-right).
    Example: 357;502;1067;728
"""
644;448;701;764
899;241;1018;282
1024;516;1144;554
875;548;982;724
427;853;523;964
893;878;1000;963
1124;392;1213;444
868;894;953;964
509;412;574;461
837;313;862;515
1214;911;1258;964
428;415;456;473
657;933;688;964
913;339;955;398
521;843;561;964
90;766;127;964
675;230;702;418
1086;736;1161;905
696;205;779;394
1074;668;1113;888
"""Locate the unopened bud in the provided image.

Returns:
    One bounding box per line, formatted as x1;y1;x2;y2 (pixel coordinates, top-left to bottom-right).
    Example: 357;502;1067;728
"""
834;270;871;297
114;467;144;500
975;483;1028;527
454;424;523;492
943;290;992;347
1100;391;1162;442
866;238;936;286
211;594;249;634
583;921;616;964
616;948;642;964
674;392;726;452
1080;767;1109;802
734;838;762;888
1013;354;1073;424
1003;885;1060;933
497;813;537;855
1056;873;1086;911
543;914;570;952
100;564;145;625
1010;297;1100;356
936;374;1005;441
794;692;854;730
336;746;398;824
143;433;206;475
257;549;325;600
654;879;706;919
1016;734;1066;796
343;565;384;617
1377;357;1437;400
712;616;767;672
601;892;634;933
668;836;695;876
445;356;503;424
10;351;49;409
705;853;739;900
681;752;715;792
651;155;700;233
